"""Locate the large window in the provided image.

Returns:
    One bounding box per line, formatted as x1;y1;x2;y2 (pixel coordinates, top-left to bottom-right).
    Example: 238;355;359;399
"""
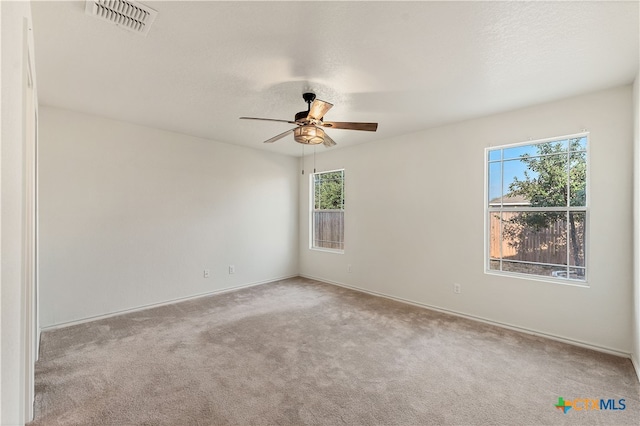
312;169;344;251
486;134;588;282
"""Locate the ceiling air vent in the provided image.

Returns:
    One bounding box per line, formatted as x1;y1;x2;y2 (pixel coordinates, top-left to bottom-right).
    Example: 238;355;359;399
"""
85;0;157;36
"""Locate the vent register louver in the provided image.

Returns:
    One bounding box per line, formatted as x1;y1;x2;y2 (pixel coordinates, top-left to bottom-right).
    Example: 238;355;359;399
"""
85;0;157;36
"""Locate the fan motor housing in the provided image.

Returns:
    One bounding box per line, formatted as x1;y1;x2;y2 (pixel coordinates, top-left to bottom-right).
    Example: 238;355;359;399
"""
294;110;308;122
295;92;318;122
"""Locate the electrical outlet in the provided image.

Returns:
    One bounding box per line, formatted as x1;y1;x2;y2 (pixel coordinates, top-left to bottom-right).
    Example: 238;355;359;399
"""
453;283;461;294
228;265;235;274
204;269;210;278
347;264;352;273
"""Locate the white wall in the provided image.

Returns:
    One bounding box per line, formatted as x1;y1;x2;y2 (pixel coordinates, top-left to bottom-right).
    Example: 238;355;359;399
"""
1;1;34;424
633;71;640;378
39;106;299;327
300;85;634;354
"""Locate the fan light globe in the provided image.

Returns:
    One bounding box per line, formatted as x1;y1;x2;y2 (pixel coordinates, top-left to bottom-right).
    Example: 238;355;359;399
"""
294;125;325;145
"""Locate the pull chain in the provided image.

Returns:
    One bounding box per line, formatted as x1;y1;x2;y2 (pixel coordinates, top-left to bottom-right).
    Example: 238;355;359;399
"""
301;144;305;175
313;146;316;174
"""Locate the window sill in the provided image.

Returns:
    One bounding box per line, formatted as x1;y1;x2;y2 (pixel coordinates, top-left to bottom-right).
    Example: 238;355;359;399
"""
484;270;589;288
310;247;344;255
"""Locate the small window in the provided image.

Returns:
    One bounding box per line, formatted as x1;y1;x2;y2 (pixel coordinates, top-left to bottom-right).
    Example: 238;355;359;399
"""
486;134;587;282
311;169;344;251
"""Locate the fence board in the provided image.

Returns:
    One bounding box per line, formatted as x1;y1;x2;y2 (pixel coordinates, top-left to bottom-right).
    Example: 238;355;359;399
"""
489;212;583;265
313;211;344;250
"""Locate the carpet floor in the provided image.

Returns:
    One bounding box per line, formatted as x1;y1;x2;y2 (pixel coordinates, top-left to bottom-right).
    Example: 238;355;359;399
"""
29;277;640;425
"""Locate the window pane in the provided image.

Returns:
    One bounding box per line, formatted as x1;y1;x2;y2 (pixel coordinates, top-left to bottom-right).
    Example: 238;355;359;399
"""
488;149;501;162
488;162;502;205
501;211;567;265
502;261;566;277
315;171;344;210
570;136;587;152
568;267;586;280
504;154;569;208
314;177;321;209
568;212;585;267
503;140;567;160
313;211;344;250
569;151;587;207
502;159;537;207
503;144;538;160
489;212;501;260
489;259;500;271
312;170;345;250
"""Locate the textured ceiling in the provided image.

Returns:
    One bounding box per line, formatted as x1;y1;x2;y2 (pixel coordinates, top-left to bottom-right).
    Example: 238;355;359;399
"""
31;1;639;157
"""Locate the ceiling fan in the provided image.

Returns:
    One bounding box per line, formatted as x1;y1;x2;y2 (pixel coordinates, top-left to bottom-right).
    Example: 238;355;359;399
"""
240;93;378;147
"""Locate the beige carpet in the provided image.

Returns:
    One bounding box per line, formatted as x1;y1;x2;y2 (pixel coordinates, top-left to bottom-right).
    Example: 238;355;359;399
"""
29;277;639;425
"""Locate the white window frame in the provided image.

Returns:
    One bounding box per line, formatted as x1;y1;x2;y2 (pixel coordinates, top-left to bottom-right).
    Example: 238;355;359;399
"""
484;132;589;285
310;169;345;253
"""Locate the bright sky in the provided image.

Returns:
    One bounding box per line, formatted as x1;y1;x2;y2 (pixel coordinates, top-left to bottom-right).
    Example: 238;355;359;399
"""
488;137;587;202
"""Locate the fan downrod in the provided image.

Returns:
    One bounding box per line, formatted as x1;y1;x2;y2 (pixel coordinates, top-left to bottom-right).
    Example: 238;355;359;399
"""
295;93;317;121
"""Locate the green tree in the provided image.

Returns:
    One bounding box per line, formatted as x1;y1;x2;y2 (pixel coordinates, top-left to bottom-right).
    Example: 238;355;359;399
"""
314;171;344;210
504;138;586;271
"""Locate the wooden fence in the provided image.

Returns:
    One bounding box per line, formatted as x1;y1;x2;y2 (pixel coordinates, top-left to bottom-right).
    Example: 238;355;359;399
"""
313;211;344;250
489;212;584;265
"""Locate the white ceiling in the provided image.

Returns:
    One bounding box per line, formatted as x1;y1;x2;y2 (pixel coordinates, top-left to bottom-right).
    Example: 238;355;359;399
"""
31;1;639;157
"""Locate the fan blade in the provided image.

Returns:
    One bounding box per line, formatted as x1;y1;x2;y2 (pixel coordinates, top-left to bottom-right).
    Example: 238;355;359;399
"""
263;128;295;144
321;121;378;132
240;117;298;125
307;99;333;120
322;132;337;148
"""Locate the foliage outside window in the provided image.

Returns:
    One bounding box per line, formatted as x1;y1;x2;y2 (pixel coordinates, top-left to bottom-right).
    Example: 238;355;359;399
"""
312;170;344;251
487;134;587;282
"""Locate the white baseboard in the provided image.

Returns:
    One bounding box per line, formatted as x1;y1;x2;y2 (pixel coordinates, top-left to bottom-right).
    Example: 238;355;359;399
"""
301;274;633;361
41;275;298;332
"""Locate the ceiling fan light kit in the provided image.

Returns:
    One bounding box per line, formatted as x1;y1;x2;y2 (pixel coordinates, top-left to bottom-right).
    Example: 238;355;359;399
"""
294;126;325;145
240;92;378;148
